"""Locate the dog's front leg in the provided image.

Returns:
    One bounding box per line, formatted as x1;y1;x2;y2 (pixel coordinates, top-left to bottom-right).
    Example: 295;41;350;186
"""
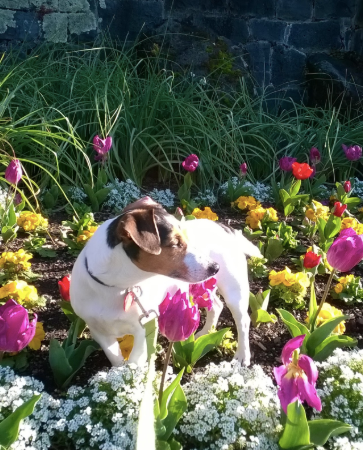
195;294;224;338
89;327;125;367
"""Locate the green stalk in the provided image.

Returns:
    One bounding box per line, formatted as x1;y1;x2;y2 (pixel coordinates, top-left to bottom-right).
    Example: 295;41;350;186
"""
158;341;174;406
312;269;336;330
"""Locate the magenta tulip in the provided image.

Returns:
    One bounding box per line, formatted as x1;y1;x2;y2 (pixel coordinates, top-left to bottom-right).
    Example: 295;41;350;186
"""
309;147;321;164
93;135;112;161
343;180;351;193
274;335;321;414
182;154;199;172
240;163;247;175
189;277;217;311
327;228;363;272
158;289;200;342
5;159;22;185
279;156;297;172
342;144;362;161
0;299;37;353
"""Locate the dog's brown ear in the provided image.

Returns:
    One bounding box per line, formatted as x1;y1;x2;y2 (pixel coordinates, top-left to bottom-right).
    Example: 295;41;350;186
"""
118;209;161;255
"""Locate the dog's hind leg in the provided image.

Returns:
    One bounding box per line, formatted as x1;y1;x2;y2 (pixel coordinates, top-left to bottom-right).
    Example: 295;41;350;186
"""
89;327;125;367
195;294;224;339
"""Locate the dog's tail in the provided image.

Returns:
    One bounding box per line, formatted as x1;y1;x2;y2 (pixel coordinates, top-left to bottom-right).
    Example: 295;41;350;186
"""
236;230;263;258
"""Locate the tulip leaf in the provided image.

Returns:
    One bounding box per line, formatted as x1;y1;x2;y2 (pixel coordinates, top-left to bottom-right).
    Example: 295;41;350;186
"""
324;215;341;240
306;315;350;357
95;188;111;205
290;179;301;197
308;283;317;331
159;368;185;421
192;328;230;363
0;393;41;449
345;197;361;206
251;310;277;327
308;419;352;445
312;335;357;362
265;238;284;263
276;309;310;341
49;338;73;388
161;384;187;441
279;401;313;450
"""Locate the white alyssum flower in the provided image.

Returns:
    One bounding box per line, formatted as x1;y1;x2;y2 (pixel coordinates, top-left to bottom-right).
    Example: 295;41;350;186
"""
147;188;175;208
219;178;273;203
195;189;217;207
352;178;363;199
177;361;282;449
68;186;87;203
313;348;363;450
103;179;141;212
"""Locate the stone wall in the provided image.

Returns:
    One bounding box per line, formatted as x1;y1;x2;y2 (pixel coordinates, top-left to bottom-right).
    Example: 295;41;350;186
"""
1;0;363;100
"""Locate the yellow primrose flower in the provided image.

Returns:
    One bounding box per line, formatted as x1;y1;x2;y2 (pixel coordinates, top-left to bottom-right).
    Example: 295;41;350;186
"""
0;280;39;305
341;217;359;231
191;207;218;221
338;274;354;285
269;269;286;286
117;334;134;360
17;212;48;232
245;216;261;230
0;249;32;271
266;208;278;222
305;200;329;222
282;267;296;287
306;303;345;335
356;224;363;235
28;322;45;351
76;226;99;243
295;272;310;288
334;283;343;294
234;196;260;211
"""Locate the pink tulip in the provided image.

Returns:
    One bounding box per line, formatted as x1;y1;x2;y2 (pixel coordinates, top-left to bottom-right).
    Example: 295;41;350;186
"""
327;228;363;272
93;135;112;161
343;181;351;193
0;299;37;353
309;147;321;164
342;144;362;161
182;154;199;172
279;156;297;172
274;335;321;414
189;277;217;311
5;159;22;185
158;289;200;342
240;163;247;175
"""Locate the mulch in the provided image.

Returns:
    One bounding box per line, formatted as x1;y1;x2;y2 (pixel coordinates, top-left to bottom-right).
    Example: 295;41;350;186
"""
2;206;363;395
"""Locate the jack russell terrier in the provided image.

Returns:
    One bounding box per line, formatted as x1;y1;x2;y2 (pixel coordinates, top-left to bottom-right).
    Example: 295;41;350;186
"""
70;197;261;367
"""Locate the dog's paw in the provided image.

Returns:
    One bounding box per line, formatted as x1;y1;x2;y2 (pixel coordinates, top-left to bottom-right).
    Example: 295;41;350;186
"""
233;351;251;367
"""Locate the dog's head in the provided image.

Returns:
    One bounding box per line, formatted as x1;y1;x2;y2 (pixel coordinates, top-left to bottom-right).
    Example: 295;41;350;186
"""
107;197;219;283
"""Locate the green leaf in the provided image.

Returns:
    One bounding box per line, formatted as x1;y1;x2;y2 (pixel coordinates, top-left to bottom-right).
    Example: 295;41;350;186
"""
290;179;301;197
276;309;310;351
160;368;185;421
308;283;317;331
161;384;187;440
145;319;158;363
67;340;100;373
156;440;170;450
345;197;361;206
324;215;341;240
306;315;350;357
312;335;357;361
95;188;111;205
0;394;41;448
8;203;16;227
309;419;352;445
249;292;259;313
265;238;284;263
279;401;313;449
168;438;183;450
36;247;57;258
191;328;230;364
251;309;277;327
280;189;290;203
49;339;73;388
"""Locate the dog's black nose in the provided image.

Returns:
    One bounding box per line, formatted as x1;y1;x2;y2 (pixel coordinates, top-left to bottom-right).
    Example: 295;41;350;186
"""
208;262;219;276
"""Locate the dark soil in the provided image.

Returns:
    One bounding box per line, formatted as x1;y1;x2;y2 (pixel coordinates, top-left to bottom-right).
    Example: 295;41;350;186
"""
2;206;363;395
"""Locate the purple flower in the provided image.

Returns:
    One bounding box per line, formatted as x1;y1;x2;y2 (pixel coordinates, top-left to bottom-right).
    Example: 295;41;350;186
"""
158;289;200;342
0;299;37;353
342;144;362;161
309;147;321;164
189;277;217;311
240;163;247;175
5;159;22;185
93;135;112;161
279;156;297;172
327;228;363;272
309;165;316;179
274;335;321;414
182;154;199;172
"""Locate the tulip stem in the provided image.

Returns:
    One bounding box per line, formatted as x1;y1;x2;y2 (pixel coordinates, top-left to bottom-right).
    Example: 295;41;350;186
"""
314;269;336;327
158;341;174;406
0;351;3;362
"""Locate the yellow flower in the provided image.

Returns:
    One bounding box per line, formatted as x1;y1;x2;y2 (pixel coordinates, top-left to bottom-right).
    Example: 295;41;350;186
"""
28;322;45;350
266;208;278;222
117;334;134;360
305;200;329;222
76;226;99;243
356;224;363;235
282;267;296;287
245;216;261;230
269;269;285;286
234;196;260;211
0;249;32;271
338;274;354;285
341;217;358;231
295;272;310;288
306;303;345;335
17;212;48;232
0;280;39;305
191;207;218;221
334;283;343;294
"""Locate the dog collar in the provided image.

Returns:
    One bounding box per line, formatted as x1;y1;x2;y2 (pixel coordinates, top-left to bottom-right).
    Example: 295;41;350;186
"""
85;257;114;287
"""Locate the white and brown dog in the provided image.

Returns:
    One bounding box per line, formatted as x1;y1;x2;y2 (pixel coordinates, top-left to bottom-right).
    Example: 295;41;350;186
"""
70;197;261;367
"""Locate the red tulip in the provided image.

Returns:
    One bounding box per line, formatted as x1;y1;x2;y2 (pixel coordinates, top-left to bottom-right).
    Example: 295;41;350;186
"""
58;275;71;301
0;299;37;352
5;159;22;185
182;154;199;172
343;181;351;193
158;289;200;342
327;228;363;272
291;162;314;180
332;202;347;218
303;251;322;269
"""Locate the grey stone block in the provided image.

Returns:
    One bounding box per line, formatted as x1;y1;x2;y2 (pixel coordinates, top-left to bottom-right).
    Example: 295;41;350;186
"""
0;0;29;8
59;0;90;13
314;0;355;20
68;11;97;35
288;21;341;52
271;45;306;86
229;0;275;18
195;16;249;43
0;9;16;35
244;41;271;86
31;0;59;8
249;19;286;42
42;12;67;42
98;0;164;40
276;0;312;20
164;0;227;12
